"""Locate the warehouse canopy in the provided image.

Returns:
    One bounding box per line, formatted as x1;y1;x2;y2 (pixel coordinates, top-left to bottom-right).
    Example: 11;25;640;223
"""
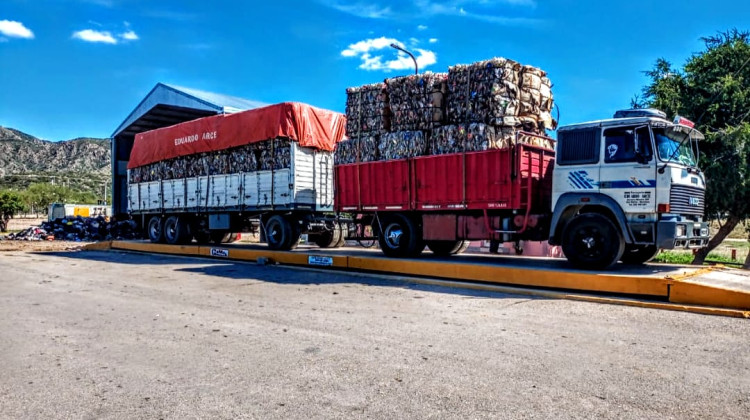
111;83;266;215
112;83;266;139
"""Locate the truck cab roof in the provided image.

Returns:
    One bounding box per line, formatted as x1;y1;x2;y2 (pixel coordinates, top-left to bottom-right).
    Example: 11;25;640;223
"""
558;116;704;140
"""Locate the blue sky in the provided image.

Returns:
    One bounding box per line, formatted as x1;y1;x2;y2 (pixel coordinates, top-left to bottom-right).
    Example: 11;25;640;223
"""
0;0;747;141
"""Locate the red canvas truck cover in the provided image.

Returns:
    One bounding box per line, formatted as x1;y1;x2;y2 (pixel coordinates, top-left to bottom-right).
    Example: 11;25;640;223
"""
128;102;347;169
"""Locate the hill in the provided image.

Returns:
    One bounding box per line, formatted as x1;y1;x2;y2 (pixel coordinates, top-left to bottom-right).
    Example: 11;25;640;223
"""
0;127;111;196
0;127;110;176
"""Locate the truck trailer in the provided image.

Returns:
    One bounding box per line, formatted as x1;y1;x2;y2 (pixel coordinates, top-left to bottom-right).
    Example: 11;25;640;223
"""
126;102;347;248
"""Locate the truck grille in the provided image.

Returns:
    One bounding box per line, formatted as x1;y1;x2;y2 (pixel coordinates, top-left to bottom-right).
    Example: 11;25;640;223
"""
670;184;705;216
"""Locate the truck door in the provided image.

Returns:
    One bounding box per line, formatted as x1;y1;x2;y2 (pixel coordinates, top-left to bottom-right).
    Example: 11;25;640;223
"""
599;126;656;215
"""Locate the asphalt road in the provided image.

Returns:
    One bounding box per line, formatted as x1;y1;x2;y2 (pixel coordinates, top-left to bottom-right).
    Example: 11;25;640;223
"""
1;250;748;419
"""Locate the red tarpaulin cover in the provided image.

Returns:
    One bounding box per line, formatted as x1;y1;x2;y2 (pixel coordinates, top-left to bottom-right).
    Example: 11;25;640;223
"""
128;102;346;169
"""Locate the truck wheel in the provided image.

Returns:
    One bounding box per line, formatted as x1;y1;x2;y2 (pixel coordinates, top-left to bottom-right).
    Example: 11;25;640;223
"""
209;231;234;244
164;216;189;245
620;245;659;264
265;215;300;251
378;214;424;258
147;216;164;243
313;223;342;248
334;224;347;248
426;240;469;256
562;213;625;270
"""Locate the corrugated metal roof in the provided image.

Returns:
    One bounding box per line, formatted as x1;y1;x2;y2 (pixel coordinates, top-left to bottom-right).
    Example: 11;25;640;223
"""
111;83;266;138
161;84;267;114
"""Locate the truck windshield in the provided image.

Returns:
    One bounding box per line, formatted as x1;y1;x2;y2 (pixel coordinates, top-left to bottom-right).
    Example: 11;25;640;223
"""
653;127;697;167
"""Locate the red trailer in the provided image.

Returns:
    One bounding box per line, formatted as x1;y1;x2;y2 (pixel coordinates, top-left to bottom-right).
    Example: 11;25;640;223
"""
335;134;555;257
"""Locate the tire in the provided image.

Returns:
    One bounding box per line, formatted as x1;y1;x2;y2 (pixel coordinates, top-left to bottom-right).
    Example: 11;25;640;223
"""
147;216;164;243
562;213;625;270
313;223;342;248
209;231;234;244
264;215;300;251
334;224;347;248
164;216;190;245
378;214;425;258
193;231;211;244
620;244;659;264
426;240;469;256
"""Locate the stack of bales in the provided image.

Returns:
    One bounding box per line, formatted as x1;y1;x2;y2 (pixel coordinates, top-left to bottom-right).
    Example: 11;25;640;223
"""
128;138;293;183
336;57;555;164
339;83;389;164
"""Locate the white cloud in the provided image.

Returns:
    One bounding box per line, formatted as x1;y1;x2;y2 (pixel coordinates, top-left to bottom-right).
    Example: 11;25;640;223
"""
320;0;541;26
429;38;438;43
0;20;34;39
320;1;392;18
341;37;437;72
120;30;138;40
72;29;118;44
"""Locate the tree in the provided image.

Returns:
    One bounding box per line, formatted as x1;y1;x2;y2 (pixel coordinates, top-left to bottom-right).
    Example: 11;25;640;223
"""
24;182;76;215
0;190;26;232
636;30;750;267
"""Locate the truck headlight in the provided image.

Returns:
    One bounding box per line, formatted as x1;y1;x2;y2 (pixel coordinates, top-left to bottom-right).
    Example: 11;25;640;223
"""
676;224;686;237
700;227;709;237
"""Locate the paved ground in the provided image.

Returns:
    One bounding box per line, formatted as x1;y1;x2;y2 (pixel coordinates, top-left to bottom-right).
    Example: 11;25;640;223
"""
1;250;748;419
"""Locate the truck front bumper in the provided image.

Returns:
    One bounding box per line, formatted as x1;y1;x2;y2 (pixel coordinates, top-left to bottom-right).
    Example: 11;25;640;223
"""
656;220;709;249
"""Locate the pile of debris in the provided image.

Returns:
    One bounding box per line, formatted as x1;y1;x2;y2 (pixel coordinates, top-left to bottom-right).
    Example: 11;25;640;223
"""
338;57;556;165
1;216;140;242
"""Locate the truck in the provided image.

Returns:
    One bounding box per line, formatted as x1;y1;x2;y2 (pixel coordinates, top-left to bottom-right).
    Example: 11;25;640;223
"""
337;108;709;269
123;63;709;270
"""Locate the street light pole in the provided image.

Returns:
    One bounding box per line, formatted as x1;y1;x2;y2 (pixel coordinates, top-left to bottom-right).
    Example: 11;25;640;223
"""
390;43;418;75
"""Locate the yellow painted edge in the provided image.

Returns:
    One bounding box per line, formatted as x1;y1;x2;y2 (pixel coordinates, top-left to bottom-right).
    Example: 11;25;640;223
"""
669;280;750;311
82;241;112;251
407;277;750;319
665;266;717;282
112;241;202;256
347;256;670;297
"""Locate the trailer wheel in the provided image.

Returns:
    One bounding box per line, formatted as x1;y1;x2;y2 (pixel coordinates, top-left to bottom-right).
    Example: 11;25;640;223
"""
620;245;658;264
265;215;300;251
312;223;342;248
334;224;347;248
164;216;189;245
426;240;469;256
562;213;625;270
378;214;424;258
147;216;164;243
209;231;237;244
193;231;211;244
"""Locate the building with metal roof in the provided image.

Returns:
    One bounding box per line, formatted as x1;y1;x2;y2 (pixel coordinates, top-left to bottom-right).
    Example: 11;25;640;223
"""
111;83;265;215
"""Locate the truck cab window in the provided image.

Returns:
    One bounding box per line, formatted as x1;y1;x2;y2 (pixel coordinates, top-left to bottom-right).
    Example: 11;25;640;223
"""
635;126;653;162
603;127;637;163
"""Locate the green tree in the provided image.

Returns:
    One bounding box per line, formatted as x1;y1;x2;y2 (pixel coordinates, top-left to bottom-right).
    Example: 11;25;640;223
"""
0;190;26;232
24;182;76;215
637;30;750;268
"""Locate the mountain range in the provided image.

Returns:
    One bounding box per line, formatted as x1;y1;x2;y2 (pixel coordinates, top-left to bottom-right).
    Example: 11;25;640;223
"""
0;126;110;176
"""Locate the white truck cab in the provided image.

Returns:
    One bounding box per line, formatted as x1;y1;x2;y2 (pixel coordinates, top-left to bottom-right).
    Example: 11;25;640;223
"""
549;109;709;269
